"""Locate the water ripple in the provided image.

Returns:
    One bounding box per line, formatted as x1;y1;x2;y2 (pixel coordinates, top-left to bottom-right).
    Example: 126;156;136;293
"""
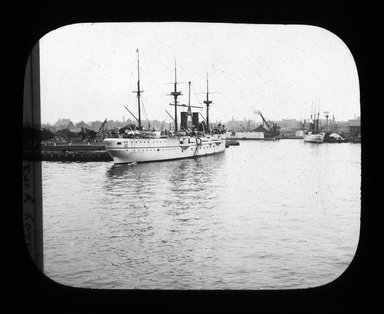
42;140;361;289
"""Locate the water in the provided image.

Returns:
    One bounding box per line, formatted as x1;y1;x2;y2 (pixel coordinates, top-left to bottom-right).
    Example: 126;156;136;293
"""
42;140;361;289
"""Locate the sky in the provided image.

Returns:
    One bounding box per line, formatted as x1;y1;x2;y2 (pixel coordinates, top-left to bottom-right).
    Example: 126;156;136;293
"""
39;22;360;125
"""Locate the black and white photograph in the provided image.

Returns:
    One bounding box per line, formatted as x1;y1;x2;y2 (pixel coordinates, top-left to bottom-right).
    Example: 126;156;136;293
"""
23;21;362;293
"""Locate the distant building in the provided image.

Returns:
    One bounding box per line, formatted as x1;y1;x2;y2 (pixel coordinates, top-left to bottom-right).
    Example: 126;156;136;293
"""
227;119;258;131
348;117;361;138
276;119;301;129
335;121;349;135
54;118;72;128
75;120;90;129
275;119;302;134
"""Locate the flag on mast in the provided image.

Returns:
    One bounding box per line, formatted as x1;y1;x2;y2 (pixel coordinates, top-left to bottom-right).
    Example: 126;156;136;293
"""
97;118;109;136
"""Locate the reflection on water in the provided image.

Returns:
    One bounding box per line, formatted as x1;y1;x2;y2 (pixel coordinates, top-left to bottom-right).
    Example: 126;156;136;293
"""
42;141;360;289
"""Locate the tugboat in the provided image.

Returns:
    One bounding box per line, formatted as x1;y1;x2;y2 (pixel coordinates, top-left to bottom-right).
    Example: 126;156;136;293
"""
103;50;226;164
322;113;346;143
323;132;345;143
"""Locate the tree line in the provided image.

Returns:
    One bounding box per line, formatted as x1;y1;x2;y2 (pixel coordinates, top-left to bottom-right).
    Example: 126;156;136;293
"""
34;123;143;143
41;127;99;142
42;119;169;133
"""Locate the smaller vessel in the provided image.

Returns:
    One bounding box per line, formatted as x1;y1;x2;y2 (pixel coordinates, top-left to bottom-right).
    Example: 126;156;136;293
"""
225;140;240;147
303;131;325;143
303;108;324;143
322;113;346;143
323;132;345;143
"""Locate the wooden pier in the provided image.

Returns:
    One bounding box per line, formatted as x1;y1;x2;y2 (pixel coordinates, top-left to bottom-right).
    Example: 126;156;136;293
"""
24;143;113;162
40;150;112;162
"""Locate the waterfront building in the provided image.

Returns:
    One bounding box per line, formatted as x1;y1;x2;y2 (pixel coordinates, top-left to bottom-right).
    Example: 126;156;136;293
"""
348;118;361;138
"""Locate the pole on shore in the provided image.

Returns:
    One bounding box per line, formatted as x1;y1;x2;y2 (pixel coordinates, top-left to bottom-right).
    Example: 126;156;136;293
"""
23;41;44;272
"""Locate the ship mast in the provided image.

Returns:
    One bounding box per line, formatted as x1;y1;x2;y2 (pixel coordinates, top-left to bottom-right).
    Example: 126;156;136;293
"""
316;98;321;133
310;101;313;132
324;111;329;132
203;73;212;134
171;61;182;132
132;49;143;129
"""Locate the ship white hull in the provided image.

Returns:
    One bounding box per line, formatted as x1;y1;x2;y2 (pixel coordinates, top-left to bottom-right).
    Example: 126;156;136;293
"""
104;134;226;164
303;133;324;143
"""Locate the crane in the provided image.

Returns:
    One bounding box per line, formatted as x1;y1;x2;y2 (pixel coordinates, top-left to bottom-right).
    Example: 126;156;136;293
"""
255;110;272;132
253;110;280;138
